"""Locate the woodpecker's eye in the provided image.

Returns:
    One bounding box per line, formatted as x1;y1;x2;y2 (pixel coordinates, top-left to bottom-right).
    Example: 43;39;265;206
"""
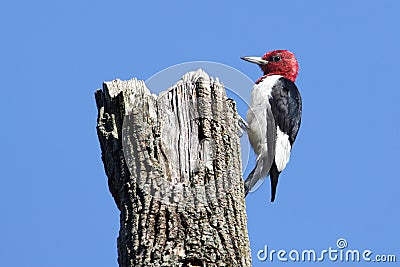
271;55;282;63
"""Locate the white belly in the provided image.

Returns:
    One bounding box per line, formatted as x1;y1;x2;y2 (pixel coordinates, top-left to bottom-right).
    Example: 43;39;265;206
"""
247;75;282;155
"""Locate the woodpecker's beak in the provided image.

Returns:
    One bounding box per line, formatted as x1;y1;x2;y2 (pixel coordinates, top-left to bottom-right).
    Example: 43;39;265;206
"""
241;56;269;65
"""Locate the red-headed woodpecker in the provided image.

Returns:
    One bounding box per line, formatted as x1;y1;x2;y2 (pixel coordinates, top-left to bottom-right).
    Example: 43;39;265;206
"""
241;50;302;202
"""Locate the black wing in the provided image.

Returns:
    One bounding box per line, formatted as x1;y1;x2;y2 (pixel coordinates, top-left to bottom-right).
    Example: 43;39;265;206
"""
269;77;302;145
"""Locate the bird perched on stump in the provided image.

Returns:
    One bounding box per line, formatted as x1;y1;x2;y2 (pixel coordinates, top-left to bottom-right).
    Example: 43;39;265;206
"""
241;50;302;202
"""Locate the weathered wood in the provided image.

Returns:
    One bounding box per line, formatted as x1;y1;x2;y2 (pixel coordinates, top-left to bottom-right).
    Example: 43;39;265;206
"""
95;69;251;266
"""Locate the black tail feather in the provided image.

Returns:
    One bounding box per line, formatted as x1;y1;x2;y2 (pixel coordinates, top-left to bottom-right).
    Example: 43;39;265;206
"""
269;163;280;202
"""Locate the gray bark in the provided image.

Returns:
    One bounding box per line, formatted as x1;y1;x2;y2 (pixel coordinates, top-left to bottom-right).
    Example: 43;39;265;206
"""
95;69;251;267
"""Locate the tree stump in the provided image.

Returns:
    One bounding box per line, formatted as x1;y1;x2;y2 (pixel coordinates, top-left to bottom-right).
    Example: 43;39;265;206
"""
95;69;251;266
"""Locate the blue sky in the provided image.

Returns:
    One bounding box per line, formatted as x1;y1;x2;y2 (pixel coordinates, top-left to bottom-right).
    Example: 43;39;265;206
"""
1;0;399;266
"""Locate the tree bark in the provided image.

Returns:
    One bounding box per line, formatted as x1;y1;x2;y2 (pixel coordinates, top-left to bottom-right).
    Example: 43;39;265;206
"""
95;69;251;267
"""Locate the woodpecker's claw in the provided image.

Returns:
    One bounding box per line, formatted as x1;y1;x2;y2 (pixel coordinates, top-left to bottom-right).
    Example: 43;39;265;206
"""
238;116;248;130
237;116;248;137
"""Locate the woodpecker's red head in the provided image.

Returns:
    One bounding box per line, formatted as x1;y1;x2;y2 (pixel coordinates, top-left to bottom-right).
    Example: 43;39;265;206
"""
241;50;299;83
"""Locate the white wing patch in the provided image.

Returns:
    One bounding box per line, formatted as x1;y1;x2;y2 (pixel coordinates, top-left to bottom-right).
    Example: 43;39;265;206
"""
275;126;292;172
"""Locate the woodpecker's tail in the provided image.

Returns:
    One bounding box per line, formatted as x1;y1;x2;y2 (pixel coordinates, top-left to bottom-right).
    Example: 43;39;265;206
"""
244;160;281;202
269;163;281;202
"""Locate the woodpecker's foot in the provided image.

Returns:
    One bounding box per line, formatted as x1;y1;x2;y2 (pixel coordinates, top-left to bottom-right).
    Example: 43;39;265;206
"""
238;115;248;136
